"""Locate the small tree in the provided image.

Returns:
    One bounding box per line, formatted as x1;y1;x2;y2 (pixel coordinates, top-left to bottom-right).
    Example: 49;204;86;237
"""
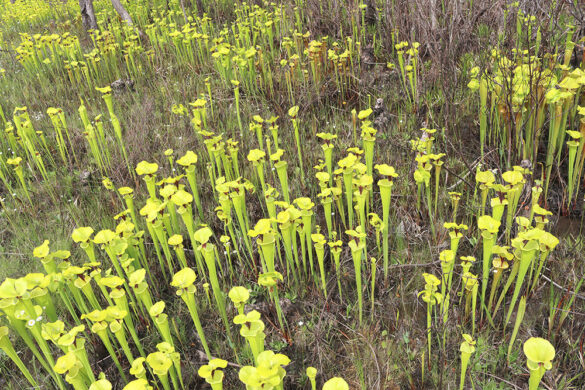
78;0;134;32
110;0;133;26
78;0;98;31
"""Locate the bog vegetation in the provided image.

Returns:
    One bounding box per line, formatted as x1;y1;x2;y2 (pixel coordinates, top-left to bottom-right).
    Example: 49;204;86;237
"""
0;0;584;389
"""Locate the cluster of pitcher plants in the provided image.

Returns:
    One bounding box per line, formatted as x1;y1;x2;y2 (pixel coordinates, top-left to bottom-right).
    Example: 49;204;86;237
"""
0;95;564;388
0;0;580;389
468;7;585;209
